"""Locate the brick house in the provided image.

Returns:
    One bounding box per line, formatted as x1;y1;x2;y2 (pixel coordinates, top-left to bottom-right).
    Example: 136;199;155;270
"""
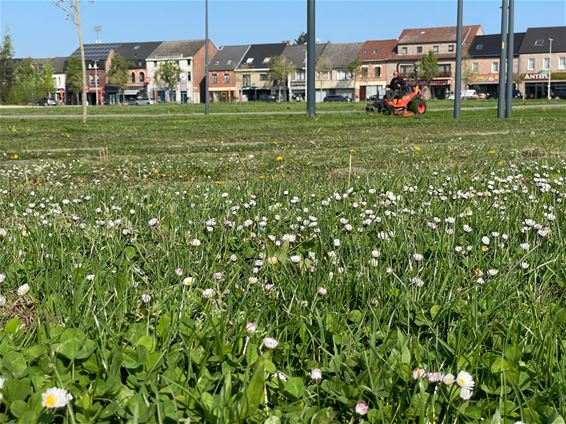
357;39;397;100
392;25;483;99
114;41;162;103
208;45;250;102
147;39;217;103
518;26;566;98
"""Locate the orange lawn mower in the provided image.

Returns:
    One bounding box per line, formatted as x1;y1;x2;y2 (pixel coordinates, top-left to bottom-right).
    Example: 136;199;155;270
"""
366;65;427;116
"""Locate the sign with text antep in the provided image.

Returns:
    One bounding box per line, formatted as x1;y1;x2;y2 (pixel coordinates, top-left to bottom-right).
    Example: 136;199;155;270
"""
524;72;566;81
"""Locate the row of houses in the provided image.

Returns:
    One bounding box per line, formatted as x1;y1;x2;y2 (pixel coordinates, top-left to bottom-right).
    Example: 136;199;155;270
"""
24;25;566;104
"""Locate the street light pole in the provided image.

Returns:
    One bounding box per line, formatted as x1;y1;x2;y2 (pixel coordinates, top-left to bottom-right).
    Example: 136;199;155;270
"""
547;38;553;100
204;0;209;114
307;0;316;117
454;0;463;119
505;0;514;117
94;60;99;106
497;0;508;118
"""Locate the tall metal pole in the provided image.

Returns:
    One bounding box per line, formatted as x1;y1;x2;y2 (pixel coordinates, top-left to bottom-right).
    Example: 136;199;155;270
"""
307;0;316;117
505;0;514;117
454;0;463;119
547;38;553;100
497;0;508;118
204;0;209;114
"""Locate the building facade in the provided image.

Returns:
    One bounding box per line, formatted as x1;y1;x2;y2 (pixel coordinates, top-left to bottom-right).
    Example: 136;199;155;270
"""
208;45;250;102
282;43;327;101
147;39;217;104
316;42;363;101
357;39;397;100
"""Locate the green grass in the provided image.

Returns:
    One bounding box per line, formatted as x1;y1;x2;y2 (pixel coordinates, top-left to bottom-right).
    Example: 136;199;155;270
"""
0;108;564;423
1;98;564;116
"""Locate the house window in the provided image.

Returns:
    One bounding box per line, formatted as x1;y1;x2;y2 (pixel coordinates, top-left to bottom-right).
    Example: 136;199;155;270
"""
138;61;143;67
211;73;218;84
296;70;305;81
401;46;408;54
262;57;271;64
374;66;381;78
361;67;368;78
534;39;544;47
154;61;157;67
318;71;331;80
492;62;499;73
139;72;145;83
223;73;230;83
559;57;566;70
417;46;423;54
448;45;455;52
131;72;136;83
372;49;378;54
259;73;268;81
399;65;414;76
528;58;535;70
438;64;451;76
187;72;191;81
472;62;479;73
433;45;439;53
336;70;348;80
243;74;251;86
543;57;550;70
475;44;483;51
246;58;254;64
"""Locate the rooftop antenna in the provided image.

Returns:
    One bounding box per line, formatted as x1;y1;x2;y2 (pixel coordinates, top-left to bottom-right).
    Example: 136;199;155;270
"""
94;25;102;44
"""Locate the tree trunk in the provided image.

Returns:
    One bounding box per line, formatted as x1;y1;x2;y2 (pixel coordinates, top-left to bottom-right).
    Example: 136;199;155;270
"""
74;0;88;124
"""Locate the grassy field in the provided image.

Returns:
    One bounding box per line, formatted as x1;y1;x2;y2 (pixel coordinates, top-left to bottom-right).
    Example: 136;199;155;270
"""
1;98;564;116
0;108;564;423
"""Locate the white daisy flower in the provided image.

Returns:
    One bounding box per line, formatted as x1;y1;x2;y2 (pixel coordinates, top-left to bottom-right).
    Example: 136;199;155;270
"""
456;370;475;390
262;337;279;350
310;368;322;381
17;284;30;296
41;387;73;409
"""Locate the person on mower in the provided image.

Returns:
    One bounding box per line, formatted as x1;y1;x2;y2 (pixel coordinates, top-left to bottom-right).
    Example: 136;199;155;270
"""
386;71;407;100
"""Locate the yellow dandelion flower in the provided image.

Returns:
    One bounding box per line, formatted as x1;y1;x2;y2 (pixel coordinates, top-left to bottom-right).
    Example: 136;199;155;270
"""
488;149;496;155
214;180;224;185
276;156;284;161
415;145;421;152
11;153;19;160
259;175;268;180
481;245;489;252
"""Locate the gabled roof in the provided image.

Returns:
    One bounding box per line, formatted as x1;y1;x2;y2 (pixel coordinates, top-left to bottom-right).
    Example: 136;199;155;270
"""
519;26;566;54
318;42;364;69
70;43;120;61
238;43;288;69
148;39;206;59
115;41;163;65
399;25;482;45
469;33;525;58
281;44;327;68
209;45;250;71
51;57;67;74
359;39;398;61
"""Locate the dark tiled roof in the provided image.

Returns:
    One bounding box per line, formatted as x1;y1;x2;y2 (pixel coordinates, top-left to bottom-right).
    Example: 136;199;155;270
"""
318;42;364;69
519;27;566;54
281;44;326;68
115;41;163;66
469;33;525;57
359;39;398;61
70;43;120;61
148;39;206;59
238;43;288;69
51;57;67;74
399;25;482;44
209;45;250;71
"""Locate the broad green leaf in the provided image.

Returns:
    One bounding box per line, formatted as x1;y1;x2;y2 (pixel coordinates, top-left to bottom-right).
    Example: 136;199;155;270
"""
3;351;28;378
9;400;27;418
283;377;305;400
58;328;87;360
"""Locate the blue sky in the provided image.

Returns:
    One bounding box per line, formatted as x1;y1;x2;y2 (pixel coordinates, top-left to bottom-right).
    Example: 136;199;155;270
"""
1;0;565;57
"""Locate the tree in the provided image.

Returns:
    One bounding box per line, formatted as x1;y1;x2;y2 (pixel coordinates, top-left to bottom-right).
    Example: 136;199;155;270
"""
268;56;294;102
107;53;129;103
66;56;83;105
0;31;15;104
40;64;56;99
52;0;88;123
419;51;439;99
316;57;331;100
7;59;55;105
155;61;181;103
294;32;307;45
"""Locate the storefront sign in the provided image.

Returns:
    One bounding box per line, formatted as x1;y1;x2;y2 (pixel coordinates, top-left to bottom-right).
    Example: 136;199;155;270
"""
469;74;498;83
524;72;566;81
429;80;450;86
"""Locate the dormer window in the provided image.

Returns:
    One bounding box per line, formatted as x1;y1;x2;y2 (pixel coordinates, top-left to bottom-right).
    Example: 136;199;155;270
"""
246;58;254;64
262;57;271;64
401;46;408;54
534;39;544;47
476;44;483;50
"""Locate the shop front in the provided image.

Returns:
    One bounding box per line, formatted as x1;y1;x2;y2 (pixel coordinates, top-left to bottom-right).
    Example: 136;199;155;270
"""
523;72;566;99
429;79;451;100
468;74;500;97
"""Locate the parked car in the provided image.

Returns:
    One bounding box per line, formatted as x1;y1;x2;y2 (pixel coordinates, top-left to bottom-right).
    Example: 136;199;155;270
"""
37;98;57;106
323;95;351;103
135;98;153;105
552;87;566;99
447;89;479;100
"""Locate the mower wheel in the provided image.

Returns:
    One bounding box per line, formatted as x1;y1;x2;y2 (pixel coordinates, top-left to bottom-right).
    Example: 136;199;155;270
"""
409;100;427;115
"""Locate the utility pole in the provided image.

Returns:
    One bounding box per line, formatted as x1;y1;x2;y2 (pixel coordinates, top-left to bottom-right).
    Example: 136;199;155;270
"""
497;0;508;118
547;38;553;100
306;0;316;117
454;0;463;118
204;0;210;114
94;60;99;106
505;0;514;117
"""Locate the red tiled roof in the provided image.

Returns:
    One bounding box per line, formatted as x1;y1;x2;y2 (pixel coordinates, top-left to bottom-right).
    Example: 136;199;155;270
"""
358;39;398;61
399;25;482;44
